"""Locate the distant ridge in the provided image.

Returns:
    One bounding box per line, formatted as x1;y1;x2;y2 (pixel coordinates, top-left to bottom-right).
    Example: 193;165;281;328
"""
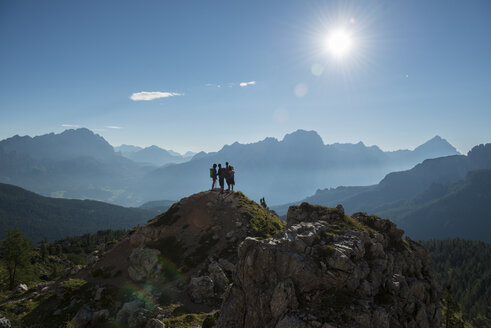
0;183;155;241
140;129;460;204
272;143;491;242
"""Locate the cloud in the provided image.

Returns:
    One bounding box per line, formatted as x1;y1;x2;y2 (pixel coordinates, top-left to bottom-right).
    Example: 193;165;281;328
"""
106;126;122;129
239;81;256;87
130;91;183;101
61;124;80;128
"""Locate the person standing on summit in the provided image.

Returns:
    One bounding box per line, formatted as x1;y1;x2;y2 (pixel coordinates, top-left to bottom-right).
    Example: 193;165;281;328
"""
225;162;231;191
227;164;235;192
217;163;226;193
210;163;217;190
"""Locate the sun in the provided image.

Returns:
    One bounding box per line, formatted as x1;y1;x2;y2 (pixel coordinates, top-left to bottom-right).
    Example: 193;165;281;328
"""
325;28;353;58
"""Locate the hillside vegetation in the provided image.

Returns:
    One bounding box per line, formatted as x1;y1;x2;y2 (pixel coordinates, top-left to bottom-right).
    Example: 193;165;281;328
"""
0;183;155;241
420;239;490;327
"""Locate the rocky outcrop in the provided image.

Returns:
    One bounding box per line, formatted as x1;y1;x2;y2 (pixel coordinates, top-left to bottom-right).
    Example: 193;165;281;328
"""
70;190;284;326
0;317;11;328
218;203;441;328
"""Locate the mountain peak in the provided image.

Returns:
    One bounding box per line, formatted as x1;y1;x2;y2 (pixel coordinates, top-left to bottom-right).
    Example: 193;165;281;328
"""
60;127;94;136
0;128;115;160
414;135;459;156
282;129;324;147
79;191;284;290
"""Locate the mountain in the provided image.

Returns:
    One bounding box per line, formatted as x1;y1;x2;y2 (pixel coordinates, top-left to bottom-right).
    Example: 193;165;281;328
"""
114;144;142;155
0;128;115;162
138;199;175;214
183;151;197;158
0;183;155;242
0;129;150;205
392;169;491;242
386;135;459;163
123;145;188;166
272;143;491;242
115;144;196;166
138;129;460;204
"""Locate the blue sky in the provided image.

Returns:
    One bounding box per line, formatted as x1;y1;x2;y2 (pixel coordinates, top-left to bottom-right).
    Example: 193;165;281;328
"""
1;0;490;154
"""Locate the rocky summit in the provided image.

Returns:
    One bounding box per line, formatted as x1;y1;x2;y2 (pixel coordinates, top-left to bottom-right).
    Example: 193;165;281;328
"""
218;203;441;328
70;190;284;327
10;191;440;328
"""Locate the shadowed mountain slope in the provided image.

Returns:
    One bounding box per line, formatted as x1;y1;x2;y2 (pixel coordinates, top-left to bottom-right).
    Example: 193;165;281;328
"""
273;143;491;242
0;183;155;242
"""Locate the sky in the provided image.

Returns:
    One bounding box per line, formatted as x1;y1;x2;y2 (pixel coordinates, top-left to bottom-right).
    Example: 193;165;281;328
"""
1;0;490;154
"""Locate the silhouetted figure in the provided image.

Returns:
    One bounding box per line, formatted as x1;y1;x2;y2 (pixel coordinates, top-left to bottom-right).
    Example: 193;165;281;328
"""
210;163;217;190
225;161;230;191
228;164;235;192
217;163;226;193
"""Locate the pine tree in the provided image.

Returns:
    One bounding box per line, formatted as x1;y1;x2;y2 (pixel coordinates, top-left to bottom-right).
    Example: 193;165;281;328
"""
0;228;33;289
40;239;48;261
56;244;63;256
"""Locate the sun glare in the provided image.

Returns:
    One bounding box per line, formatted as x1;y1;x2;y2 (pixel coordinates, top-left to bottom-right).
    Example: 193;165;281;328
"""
325;28;353;58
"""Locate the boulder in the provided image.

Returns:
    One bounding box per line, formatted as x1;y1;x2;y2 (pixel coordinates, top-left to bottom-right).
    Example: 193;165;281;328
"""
94;287;104;301
91;309;109;324
14;283;28;293
188;276;214;303
0;317;11;328
70;306;93;327
208;261;229;291
116;299;152;328
128;247;161;282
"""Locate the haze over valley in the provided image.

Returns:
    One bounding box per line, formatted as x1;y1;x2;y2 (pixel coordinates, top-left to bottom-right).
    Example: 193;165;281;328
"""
0;128;460;206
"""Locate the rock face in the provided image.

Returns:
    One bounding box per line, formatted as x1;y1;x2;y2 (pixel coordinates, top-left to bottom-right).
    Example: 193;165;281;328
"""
218;202;441;328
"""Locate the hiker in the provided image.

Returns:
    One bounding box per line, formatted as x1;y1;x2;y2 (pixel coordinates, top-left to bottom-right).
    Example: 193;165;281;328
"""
225;161;230;191
228;164;235;192
217;163;226;193
210;163;217;190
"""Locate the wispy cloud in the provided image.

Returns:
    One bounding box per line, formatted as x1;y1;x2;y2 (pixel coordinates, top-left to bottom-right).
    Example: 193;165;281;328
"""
239;81;256;87
106;126;122;129
61;124;80;128
130;91;183;101
206;81;253;88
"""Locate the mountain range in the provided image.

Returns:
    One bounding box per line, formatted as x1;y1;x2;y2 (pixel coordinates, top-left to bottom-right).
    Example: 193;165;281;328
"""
272;143;491;242
114;144;196;166
138;130;459;204
0;128;459;206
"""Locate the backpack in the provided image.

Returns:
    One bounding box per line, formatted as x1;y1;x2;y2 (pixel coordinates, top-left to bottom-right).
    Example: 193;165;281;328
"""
209;168;214;178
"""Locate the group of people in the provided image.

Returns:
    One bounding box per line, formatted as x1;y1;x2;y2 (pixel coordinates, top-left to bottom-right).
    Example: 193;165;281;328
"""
210;162;235;193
